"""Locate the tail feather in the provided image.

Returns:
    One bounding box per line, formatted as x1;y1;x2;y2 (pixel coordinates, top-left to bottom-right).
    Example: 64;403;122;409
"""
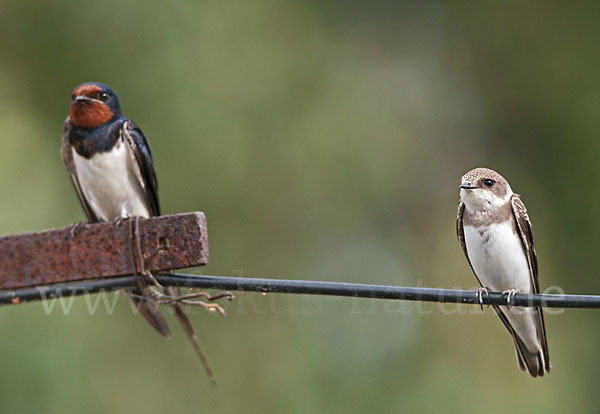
511;333;546;377
166;286;216;385
127;285;216;384
127;288;171;338
493;306;550;378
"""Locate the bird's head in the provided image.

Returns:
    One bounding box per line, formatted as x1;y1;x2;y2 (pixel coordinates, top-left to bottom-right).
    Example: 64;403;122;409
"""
69;82;121;128
459;167;513;212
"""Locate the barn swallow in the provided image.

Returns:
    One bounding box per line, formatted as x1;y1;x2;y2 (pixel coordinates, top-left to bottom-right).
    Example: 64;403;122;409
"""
61;82;215;382
456;167;550;377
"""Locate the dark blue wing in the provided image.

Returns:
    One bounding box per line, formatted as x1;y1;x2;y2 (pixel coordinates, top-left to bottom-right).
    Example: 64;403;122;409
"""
122;119;160;216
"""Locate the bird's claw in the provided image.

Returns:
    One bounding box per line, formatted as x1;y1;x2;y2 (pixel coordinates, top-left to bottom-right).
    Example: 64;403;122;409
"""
68;221;88;237
501;288;520;308
475;287;490;311
112;216;127;228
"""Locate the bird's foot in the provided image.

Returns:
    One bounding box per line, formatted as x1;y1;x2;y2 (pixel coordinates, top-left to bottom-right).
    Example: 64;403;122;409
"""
475;287;490;312
112;216;127;228
68;221;88;237
501;288;520;308
158;290;235;317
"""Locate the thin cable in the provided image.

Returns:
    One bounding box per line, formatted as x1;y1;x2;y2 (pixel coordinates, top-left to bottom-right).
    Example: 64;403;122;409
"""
0;273;596;309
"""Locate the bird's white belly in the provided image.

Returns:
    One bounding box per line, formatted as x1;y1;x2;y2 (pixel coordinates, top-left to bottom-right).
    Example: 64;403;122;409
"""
72;143;150;221
464;221;531;293
464;221;541;352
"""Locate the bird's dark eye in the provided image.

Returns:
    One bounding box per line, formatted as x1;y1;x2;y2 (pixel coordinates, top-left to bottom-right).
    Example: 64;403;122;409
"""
93;91;109;101
484;179;495;187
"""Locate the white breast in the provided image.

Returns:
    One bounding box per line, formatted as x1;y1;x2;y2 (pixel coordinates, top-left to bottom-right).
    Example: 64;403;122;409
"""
72;141;151;221
464;220;531;292
464;220;541;352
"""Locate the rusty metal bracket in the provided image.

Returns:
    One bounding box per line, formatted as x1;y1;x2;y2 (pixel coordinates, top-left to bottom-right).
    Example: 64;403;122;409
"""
0;212;209;290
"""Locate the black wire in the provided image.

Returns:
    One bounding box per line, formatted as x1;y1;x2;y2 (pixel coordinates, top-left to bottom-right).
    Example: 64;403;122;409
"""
0;273;596;309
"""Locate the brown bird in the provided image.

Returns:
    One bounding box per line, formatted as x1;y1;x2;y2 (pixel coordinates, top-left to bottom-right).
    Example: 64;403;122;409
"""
457;167;550;377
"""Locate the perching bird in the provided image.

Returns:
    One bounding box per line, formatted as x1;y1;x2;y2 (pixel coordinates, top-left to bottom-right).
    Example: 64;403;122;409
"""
456;167;550;377
61;81;215;382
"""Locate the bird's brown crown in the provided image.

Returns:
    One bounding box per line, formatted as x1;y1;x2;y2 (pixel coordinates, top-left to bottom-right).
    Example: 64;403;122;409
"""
461;167;510;199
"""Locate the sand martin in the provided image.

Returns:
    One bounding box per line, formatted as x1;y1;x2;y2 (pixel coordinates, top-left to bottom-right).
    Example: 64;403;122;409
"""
61;82;216;382
456;167;550;377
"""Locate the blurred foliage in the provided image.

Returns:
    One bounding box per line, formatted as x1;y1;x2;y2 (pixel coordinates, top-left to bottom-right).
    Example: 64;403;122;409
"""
0;0;599;412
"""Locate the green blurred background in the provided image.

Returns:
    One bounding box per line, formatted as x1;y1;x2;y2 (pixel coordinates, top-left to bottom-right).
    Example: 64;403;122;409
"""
1;0;598;412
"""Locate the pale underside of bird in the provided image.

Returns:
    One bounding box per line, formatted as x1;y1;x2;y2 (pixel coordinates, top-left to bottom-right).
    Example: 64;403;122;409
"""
457;167;550;377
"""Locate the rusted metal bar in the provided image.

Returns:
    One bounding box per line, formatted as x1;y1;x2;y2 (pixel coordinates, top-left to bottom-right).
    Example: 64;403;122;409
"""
0;212;209;290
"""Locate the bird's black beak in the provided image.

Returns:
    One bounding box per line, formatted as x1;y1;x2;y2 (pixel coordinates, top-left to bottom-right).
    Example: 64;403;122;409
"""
460;183;478;189
74;95;92;104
